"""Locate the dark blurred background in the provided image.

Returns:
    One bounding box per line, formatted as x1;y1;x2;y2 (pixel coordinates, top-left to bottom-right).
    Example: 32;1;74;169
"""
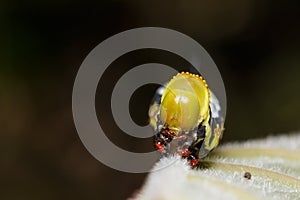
1;0;299;199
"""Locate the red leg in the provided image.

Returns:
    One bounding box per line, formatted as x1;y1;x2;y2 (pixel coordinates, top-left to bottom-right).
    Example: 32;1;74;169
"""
179;149;191;157
190;158;199;168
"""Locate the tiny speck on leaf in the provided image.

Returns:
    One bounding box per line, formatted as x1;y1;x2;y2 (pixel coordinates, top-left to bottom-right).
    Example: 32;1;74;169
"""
244;172;251;180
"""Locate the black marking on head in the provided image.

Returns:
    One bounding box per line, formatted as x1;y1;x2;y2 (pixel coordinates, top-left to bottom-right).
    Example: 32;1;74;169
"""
197;125;206;139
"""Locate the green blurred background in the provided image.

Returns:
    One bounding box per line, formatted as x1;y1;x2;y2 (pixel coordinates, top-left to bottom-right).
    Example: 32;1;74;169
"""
1;0;299;199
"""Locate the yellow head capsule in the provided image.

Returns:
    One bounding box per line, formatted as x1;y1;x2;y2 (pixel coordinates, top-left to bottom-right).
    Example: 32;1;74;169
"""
160;73;210;133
